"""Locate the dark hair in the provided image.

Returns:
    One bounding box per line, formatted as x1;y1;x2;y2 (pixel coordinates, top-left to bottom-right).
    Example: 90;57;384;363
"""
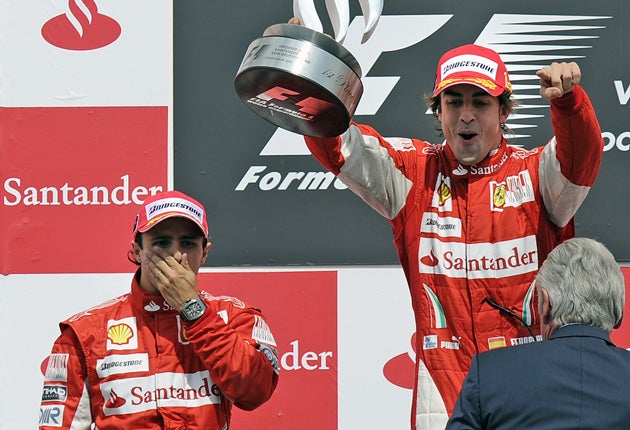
424;90;517;136
126;232;209;266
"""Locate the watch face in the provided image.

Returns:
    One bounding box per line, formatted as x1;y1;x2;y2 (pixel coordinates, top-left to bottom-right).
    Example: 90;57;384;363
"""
181;299;206;321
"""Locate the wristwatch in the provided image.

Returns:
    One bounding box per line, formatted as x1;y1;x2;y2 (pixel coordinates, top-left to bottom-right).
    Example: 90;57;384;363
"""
180;298;207;322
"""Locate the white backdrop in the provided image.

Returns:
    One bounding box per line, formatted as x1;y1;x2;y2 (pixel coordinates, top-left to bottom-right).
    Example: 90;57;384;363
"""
1;267;416;429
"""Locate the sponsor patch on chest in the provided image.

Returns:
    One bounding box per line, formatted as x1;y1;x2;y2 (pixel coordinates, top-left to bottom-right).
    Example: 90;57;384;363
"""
431;172;452;212
420;212;462;238
106;317;138;351
96;353;149;378
419;236;538;278
490;170;535;211
100;371;221;416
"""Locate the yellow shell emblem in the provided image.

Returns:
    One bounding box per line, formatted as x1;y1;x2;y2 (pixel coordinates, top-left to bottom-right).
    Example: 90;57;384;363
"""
107;323;134;345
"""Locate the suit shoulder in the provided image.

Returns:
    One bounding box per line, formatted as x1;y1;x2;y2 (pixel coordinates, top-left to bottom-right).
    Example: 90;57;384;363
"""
202;291;261;314
63;293;130;325
507;144;542;161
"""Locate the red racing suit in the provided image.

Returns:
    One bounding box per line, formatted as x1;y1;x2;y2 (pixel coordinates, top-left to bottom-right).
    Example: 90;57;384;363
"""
304;85;602;429
39;270;279;429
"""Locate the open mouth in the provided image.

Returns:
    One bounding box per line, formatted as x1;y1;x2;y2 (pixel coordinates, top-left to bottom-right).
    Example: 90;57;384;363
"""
459;133;477;141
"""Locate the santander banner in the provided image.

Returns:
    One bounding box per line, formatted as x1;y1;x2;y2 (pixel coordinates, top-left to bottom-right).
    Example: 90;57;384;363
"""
0;106;168;274
0;0;171;274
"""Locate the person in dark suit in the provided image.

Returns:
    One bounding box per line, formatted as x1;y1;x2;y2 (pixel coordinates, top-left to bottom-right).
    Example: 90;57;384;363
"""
446;237;629;429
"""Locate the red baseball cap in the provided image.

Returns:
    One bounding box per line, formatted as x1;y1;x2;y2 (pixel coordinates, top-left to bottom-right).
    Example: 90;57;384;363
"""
132;190;209;239
433;44;512;97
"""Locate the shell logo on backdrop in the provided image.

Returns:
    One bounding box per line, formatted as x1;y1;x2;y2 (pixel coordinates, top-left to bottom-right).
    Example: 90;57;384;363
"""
42;0;121;50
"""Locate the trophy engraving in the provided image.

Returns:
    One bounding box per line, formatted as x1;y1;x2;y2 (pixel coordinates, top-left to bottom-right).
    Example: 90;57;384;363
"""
234;0;383;138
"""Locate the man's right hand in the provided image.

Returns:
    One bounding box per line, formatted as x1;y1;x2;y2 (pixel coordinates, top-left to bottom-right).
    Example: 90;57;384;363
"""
536;62;581;100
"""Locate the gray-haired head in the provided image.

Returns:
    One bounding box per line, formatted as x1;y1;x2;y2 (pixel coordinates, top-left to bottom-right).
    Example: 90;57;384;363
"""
536;237;625;333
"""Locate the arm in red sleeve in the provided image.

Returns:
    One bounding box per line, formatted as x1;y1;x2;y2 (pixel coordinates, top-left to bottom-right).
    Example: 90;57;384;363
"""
184;298;279;411
305;122;416;219
539;85;604;227
304;134;344;175
550;84;604;186
39;327;93;429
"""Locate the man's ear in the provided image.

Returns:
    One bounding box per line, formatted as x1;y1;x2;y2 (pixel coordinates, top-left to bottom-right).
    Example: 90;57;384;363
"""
499;104;510;124
201;242;212;264
131;240;142;263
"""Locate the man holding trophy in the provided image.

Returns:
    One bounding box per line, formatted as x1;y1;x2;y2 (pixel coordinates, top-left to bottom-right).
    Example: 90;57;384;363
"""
235;2;604;428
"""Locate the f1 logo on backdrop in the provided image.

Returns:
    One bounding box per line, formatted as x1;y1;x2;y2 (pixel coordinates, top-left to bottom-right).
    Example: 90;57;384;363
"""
246;13;610;161
42;0;121;50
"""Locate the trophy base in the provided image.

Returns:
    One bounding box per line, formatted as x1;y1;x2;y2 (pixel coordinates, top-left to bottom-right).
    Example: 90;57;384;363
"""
234;24;363;138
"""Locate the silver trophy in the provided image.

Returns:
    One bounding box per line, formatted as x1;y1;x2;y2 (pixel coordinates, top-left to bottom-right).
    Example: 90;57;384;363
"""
234;0;383;138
